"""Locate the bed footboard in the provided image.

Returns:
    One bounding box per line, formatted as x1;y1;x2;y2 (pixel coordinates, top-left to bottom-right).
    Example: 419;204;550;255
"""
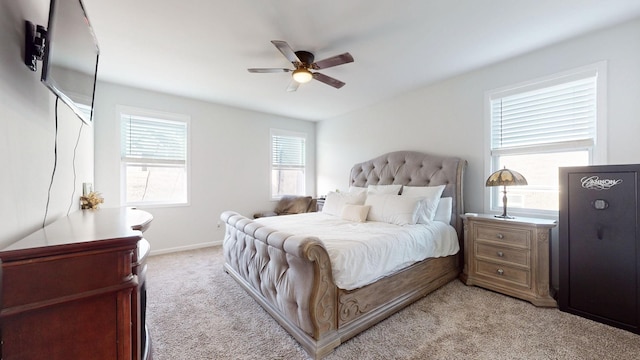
221;211;340;358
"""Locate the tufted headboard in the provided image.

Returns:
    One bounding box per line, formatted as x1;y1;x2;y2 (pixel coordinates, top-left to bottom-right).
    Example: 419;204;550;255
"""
349;151;467;239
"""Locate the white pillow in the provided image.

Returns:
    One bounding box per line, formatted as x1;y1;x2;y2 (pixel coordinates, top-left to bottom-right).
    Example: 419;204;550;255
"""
367;184;402;195
341;204;371;222
434;197;453;223
348;186;367;195
401;185;446;223
365;194;422;225
322;191;366;216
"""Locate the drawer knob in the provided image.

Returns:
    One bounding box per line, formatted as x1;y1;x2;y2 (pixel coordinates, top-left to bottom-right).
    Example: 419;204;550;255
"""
497;251;504;257
497;269;504;276
496;233;504;239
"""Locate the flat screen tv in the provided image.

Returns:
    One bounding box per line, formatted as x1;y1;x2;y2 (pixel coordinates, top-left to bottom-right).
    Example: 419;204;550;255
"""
41;0;99;125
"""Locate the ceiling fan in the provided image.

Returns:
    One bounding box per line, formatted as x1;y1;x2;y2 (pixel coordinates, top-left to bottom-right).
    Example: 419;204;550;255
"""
248;40;354;92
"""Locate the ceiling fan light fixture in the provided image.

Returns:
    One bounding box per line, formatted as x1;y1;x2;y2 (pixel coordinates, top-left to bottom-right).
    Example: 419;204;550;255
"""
248;41;353;91
292;68;313;83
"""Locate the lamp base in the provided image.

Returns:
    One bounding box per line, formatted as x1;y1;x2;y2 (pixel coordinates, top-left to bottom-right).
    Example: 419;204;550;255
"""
496;187;515;219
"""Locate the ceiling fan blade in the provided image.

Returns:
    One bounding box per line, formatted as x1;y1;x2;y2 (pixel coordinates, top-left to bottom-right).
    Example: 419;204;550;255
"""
248;68;292;73
271;40;301;65
312;72;345;89
311;52;354;70
286;79;300;92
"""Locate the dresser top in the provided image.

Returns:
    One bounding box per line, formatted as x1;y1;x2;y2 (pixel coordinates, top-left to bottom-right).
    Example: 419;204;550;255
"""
463;213;557;227
0;207;153;261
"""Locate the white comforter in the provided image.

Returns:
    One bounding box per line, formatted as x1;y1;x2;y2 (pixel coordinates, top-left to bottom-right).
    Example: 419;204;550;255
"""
255;212;459;290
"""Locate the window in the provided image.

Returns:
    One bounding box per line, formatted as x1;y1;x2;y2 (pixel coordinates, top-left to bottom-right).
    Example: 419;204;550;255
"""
486;62;606;215
271;129;306;199
120;107;190;206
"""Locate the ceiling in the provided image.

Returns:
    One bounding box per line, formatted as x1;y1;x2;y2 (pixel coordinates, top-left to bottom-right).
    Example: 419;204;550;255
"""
78;0;640;121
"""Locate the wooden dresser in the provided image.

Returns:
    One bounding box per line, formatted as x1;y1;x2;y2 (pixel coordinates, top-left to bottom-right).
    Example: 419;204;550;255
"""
461;214;556;307
0;207;153;360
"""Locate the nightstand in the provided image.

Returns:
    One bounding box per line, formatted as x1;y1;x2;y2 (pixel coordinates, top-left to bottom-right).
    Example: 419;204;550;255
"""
460;214;557;307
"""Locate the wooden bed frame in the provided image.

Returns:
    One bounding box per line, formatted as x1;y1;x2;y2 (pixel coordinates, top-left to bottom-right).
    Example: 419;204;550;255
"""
221;151;466;359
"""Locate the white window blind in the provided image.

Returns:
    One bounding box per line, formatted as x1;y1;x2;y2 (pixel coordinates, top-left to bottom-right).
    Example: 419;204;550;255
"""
485;63;605;215
490;76;596;155
271;130;306;198
120;109;189;206
272;134;305;168
121;115;187;165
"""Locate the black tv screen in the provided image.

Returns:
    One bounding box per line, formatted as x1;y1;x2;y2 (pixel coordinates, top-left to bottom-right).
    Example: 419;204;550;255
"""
41;0;99;125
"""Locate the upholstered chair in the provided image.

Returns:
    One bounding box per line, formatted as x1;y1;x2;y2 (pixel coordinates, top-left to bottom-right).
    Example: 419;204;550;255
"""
253;195;317;219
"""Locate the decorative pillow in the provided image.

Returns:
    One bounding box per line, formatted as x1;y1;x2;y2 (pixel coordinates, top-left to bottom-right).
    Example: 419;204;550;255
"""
401;185;446;223
341;204;371;222
365;194;422;226
367;184;403;195
348;186;367;195
434;197;453;223
322;191;366;216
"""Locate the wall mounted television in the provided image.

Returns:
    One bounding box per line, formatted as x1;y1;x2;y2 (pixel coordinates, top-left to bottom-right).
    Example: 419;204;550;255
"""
26;0;99;125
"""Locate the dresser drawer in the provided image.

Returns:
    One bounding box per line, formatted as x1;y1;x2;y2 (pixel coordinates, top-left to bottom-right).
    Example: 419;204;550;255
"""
475;224;530;248
476;243;530;268
2;250;133;308
475;260;530;288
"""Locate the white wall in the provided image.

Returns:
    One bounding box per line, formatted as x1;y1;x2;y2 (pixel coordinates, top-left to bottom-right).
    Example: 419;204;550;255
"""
0;0;93;247
93;82;315;254
318;17;640;209
316;18;640;287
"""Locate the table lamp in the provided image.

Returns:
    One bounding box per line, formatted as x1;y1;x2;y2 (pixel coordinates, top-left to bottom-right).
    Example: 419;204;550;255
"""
486;167;528;219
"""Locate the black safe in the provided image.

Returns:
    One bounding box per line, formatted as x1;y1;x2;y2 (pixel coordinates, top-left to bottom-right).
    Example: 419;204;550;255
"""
559;164;640;334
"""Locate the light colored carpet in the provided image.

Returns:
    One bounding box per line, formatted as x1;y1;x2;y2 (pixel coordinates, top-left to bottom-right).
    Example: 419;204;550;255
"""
146;246;640;360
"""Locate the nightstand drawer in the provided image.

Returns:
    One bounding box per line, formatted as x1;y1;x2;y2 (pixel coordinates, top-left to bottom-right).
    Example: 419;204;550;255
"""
475;225;530;248
476;260;530;288
476;243;530;268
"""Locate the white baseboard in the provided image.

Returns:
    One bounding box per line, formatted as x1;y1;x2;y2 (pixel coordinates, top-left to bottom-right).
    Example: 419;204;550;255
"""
149;240;222;256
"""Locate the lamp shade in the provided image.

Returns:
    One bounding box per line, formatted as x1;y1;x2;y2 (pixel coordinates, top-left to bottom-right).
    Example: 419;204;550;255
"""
486;168;528;187
292;68;313;83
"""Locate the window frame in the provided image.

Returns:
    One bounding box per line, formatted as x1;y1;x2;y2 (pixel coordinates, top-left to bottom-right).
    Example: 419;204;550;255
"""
270;128;307;200
118;105;191;207
484;62;607;217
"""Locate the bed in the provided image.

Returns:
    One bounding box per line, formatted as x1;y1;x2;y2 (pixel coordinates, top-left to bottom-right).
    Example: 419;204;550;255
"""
221;151;466;359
